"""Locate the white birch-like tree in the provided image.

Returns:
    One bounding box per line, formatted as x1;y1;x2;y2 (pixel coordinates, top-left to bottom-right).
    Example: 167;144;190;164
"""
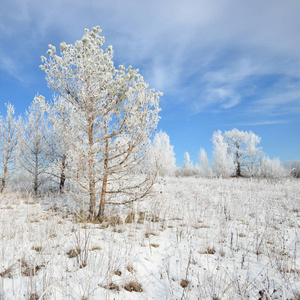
146;131;176;176
258;156;285;179
40;26;161;218
179;151;197;176
224;128;261;177
0;103;21;192
43;96;73;193
183;152;193;170
212;130;235;177
199;148;212;178
18;98;50;197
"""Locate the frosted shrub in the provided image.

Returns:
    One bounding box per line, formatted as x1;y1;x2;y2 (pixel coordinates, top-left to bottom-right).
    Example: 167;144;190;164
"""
144;131;176;177
258;156;286;179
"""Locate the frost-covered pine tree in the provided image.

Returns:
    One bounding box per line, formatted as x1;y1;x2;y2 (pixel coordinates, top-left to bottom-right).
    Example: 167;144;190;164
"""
199;148;212;178
212;130;235;178
18;98;50;197
0;103;21;192
146;131;176;176
40;26;161;217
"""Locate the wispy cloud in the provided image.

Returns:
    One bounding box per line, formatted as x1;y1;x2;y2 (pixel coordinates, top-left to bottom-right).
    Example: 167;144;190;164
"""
1;0;300;116
237;120;288;126
251;79;300;116
0;54;24;83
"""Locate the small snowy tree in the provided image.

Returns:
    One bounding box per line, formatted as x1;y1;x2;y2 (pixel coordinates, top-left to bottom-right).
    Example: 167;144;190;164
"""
285;160;300;178
224;128;262;177
45;96;73;192
212;130;235;177
146;131;176;176
183;152;192;169
0;103;21;192
177;151;198;176
40;26;161;217
18;98;50;197
199;148;212;178
258;156;285;179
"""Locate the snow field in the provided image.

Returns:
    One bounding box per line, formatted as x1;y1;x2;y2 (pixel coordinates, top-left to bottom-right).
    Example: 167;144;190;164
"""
0;177;299;299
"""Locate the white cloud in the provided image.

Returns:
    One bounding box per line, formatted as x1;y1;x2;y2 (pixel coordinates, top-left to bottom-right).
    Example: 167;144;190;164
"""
252;91;300;116
0;0;300;115
237;120;288;126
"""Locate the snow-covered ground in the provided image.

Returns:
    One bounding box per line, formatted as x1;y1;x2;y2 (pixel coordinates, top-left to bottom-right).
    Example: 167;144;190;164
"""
0;177;299;299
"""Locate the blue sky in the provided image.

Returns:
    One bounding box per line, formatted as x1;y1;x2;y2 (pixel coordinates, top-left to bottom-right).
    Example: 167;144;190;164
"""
0;0;299;166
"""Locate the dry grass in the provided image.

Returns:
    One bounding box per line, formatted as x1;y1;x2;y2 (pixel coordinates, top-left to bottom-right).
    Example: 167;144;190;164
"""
123;281;143;292
90;246;101;251
114;269;122;276
126;265;134;273
180;279;189;288
125;211;135;223
105;282;120;291
0;265;15;278
66;248;81;258
199;247;216;255
31;246;43;252
19;259;44;276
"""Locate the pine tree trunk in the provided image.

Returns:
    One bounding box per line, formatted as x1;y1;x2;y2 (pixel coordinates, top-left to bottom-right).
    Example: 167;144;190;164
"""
98;173;107;218
89;179;96;217
98;122;109;218
88;121;96;218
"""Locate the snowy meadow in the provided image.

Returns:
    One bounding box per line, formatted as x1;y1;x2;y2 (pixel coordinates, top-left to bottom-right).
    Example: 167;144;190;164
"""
0;177;299;299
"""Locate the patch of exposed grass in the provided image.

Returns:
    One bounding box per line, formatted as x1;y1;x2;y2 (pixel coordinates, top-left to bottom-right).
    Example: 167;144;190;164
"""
29;293;39;300
66;248;81;258
90;246;101;251
124;281;143;292
24;201;36;205
199;246;216;255
19;259;44;276
180;279;189;288
0;265;15;278
31;246;42;252
114;269;122;276
137;211;145;224
29;219;40;223
106;282;120;291
126;265;134;273
125;212;135;223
